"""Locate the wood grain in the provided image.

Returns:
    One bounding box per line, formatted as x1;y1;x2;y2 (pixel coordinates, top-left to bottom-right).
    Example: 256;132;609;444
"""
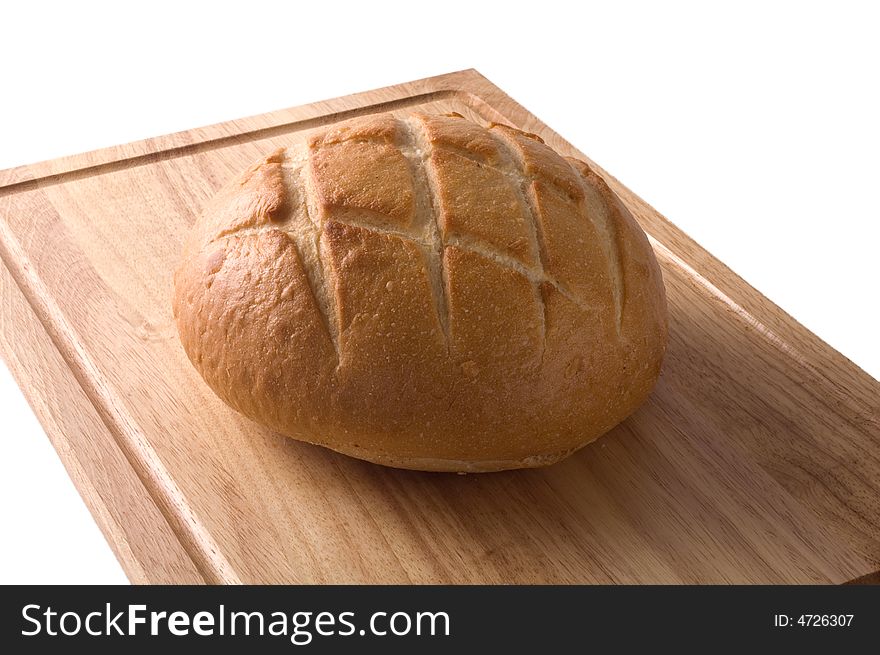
0;262;203;584
0;69;877;584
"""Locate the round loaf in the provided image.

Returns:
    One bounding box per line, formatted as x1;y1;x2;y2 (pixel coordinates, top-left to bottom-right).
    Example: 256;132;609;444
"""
173;112;667;472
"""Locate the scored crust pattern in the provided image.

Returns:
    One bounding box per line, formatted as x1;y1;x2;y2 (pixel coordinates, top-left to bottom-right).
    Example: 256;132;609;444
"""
205;113;624;361
173;111;667;469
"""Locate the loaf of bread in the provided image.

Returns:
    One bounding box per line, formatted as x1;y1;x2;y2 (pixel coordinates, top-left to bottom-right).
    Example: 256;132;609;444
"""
173;112;667;472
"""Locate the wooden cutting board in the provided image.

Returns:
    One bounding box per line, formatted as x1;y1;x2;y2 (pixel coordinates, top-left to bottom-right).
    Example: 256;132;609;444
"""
1;70;878;584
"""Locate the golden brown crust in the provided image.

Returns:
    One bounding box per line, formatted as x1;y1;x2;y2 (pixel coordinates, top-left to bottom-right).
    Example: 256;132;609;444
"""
309;140;414;229
430;148;536;267
173;112;668;472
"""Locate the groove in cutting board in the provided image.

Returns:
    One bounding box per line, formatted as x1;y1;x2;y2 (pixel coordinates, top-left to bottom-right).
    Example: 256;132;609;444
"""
0;70;877;584
0;261;204;584
0;218;238;583
0;91;459;198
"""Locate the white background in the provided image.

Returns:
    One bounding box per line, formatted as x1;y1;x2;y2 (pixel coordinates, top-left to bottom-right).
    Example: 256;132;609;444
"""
1;1;877;583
